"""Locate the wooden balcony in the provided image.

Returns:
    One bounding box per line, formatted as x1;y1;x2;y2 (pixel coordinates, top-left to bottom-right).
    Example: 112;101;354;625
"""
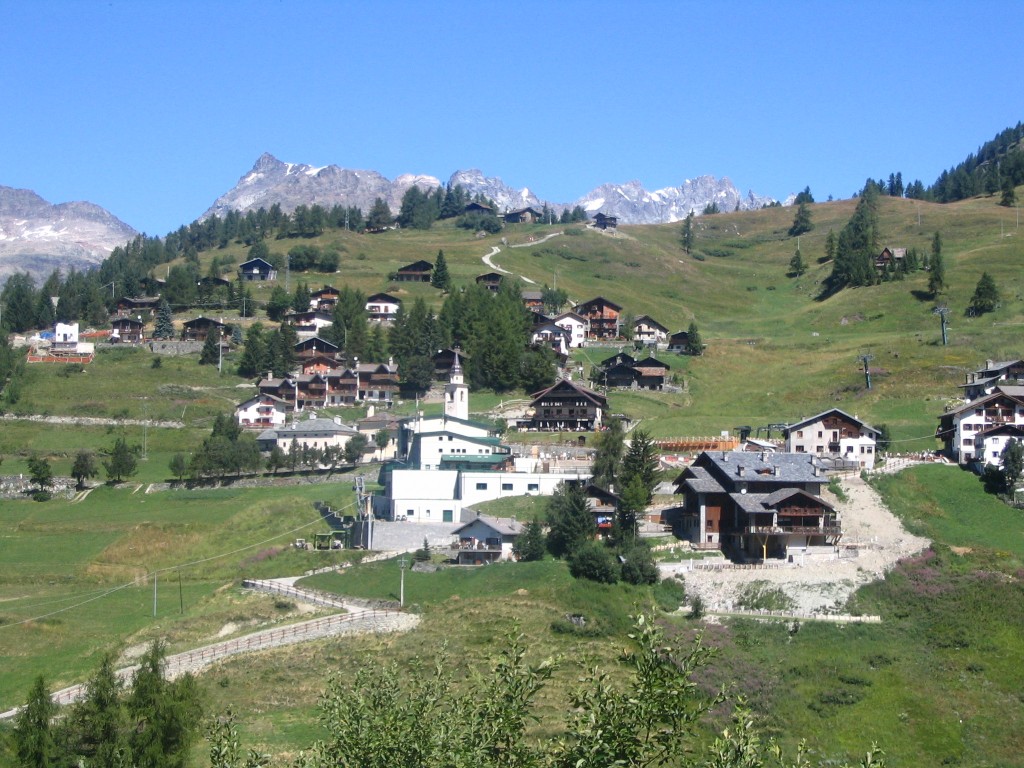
746;525;841;536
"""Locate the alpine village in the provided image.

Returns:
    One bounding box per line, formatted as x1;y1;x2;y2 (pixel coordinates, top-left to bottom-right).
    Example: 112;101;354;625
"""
4;122;1024;768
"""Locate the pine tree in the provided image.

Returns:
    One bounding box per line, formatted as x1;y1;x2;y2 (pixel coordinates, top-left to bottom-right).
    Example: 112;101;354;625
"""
13;675;56;768
1000;177;1017;207
513;518;547;561
680;212;695;254
788;200;814;236
153;299;174;339
968;271;1000;315
199;330;220;366
104;436;138;483
1002;439;1024;493
685;321;703;356
789;246;807;277
620;428;659;505
237;323;267;378
430;249;451;291
546;482;596;558
590;417;625;490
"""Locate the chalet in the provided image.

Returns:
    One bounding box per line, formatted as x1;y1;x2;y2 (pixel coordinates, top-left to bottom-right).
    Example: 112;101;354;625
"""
475;272;505;292
530;321;571;357
433;348;470;378
300;354;339;375
593;212;618;230
198;275;231;289
599;352;635;369
674;450;836;560
365;293;401;323
783;409;880;468
294;336;339;360
584;483;620;533
309;285;340;312
503;207;543;224
553;312;589;348
526;378;608;431
395;260;433;283
357;410;401;459
110;316;145;344
958;359;1024;401
575;297;622;339
667;330;694;354
633;315;668;344
283;310;334;336
631;356;670;390
354;360;400;403
256;413;359;454
602;362;638;389
937;385;1024;466
181;316;225;342
238;257;277;282
116;296;160;318
464;201;495;215
874;247;906;272
235;394;289;429
451;514;523;565
521;289;544;313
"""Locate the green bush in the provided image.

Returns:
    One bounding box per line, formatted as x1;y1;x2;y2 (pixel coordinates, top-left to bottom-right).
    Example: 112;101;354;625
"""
567;540;620;584
653;578;686;612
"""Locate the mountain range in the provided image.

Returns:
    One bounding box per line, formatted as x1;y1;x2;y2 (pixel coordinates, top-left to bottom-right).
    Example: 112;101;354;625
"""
204;153;784;226
0;186;138;286
1;155;784;285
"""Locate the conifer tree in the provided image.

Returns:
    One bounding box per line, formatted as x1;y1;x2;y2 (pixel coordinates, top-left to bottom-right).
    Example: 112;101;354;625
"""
153;299;174;339
104;436;138;483
685;321;703;356
546;482;596;558
789;245;807;276
621;428;659;505
968;271;1000;314
13;675;56;768
788;200;814;236
430;249;451;291
199;329;220;366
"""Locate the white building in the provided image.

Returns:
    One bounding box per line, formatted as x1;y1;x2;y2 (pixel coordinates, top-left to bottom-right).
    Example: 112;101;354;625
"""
782;408;879;468
444;350;469;421
938;386;1024;466
257;413;359;454
451;515;524;564
553;312;588;348
235;394;289;429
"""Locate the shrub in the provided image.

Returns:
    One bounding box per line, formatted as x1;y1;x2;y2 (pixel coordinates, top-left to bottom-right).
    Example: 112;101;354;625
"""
653;578;686;612
689;594;706;620
567;540;620;584
619;541;659;585
32;490;52;502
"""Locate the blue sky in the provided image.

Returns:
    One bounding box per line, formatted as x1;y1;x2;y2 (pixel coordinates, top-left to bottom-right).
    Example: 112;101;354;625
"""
2;0;1021;235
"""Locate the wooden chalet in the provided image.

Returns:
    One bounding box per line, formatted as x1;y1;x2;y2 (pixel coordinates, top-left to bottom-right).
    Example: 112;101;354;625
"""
110;316;145;344
633;315;668;344
503;207;543;224
674;451;836;559
310;285;340;311
475;272;505;292
631;356;670;390
531;321;571;357
464;201;495;215
667;330;694;354
395;260;433;283
526;378;608;431
874;247;906;273
583;483;620;533
593;212;618;230
521;289;544;313
365;293;401;323
181;316;225;342
238;257;277;281
599;352;635;369
294;336;339;360
937;385;1024;466
198;275;231;289
283;310;334;335
301;354;339;374
575;297;623;339
116;296;161;318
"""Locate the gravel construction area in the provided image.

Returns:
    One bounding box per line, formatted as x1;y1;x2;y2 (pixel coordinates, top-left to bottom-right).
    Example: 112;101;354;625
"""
660;473;931;615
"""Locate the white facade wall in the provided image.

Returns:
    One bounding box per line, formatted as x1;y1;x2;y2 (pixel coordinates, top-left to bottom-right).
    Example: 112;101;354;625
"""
390;470;461;522
554;316;588;348
457;472;572;507
838;436;876;468
415;433;499;470
236;398;287;428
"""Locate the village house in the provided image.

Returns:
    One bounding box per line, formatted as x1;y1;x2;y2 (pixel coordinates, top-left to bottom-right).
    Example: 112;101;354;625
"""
309;285;340;312
666;330;696;355
109;316;145;344
594;352;669;391
395;260;433;283
553;312;589;348
502;207;544;224
257;359;399;410
530;321;571;357
235;393;289;429
237;257;277;282
521;289;545;314
782;409;880;469
525;378;607;431
357;408;401;460
475;272;505;292
450;514;523;565
181;316;225;342
116;296;160;318
283;309;334;336
293;336;339;360
256;413;359;454
958;359;1024;401
464;201;495;215
300;355;341;375
874;246;906;273
673;450;837;561
365;292;401;323
633;315;668;345
937;385;1024;466
593;212;618;230
575;297;623;340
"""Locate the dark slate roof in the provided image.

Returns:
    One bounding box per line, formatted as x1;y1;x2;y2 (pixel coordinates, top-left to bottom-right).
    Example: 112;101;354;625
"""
698;450;825;486
677;465;725;494
453;514;524;536
783;408;879;437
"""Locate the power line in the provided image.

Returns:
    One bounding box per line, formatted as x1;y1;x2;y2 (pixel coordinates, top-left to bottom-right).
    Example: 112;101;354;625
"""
0;496;360;631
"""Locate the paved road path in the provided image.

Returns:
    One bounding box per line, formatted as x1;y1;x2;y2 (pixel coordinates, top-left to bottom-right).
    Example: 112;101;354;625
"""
0;580;417;720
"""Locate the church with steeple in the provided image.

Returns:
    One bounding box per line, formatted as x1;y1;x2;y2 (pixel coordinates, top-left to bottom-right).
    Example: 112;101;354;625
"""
444;348;468;421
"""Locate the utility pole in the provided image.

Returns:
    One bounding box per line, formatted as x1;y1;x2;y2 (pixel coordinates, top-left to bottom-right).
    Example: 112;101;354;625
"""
859;353;874;390
153;571;158;618
399;554;407;607
933;306;950;346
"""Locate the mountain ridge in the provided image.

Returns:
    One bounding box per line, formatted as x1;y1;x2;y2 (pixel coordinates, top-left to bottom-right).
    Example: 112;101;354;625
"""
201;153;786;226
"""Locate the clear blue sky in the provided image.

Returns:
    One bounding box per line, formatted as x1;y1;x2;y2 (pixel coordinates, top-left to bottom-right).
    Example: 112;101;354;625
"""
2;0;1021;235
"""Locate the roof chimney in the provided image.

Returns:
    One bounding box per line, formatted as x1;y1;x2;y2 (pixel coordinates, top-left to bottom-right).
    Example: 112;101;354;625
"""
737;465;745;477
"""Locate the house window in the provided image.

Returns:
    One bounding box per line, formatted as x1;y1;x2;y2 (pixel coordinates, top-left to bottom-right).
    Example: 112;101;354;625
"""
502;483;513;491
475;482;488;490
797;430;803;438
527;483;539;491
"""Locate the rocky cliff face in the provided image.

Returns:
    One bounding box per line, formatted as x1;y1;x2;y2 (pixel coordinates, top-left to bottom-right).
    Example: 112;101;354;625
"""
201;153;785;226
202;153;443;221
0;186;137;285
